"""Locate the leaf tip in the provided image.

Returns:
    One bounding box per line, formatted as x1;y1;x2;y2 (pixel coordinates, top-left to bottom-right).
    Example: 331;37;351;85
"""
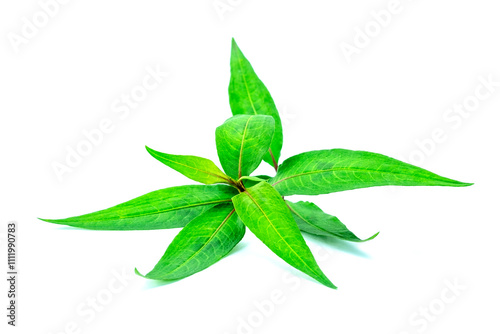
134;268;146;278
231;38;242;55
460;182;474;187
38;217;61;224
441;176;473;187
145;145;161;159
349;231;380;243
445;180;474;188
363;231;380;242
318;274;337;289
324;280;338;289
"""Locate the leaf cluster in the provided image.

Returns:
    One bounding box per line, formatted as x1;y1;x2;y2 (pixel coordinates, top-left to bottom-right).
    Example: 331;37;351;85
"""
41;39;471;288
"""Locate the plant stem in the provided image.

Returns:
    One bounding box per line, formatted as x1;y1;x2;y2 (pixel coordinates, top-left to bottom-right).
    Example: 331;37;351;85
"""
269;149;278;171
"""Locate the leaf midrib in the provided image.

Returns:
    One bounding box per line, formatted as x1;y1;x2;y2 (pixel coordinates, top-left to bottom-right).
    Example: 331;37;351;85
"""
152;152;229;183
287;203;336;237
238;117;253;179
235;47;258;116
272;166;454;187
67;199;233;222
157;209;236;278
244;190;321;279
234;45;277;168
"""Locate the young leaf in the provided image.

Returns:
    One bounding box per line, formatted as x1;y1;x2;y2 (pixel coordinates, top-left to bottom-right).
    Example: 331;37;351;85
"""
287;201;378;242
40;185;238;230
270;149;472;196
229;39;283;170
239;176;270;183
253;175;271;180
240;175;272;188
232;182;336;289
216;115;275;180
146;146;231;185
136;203;245;281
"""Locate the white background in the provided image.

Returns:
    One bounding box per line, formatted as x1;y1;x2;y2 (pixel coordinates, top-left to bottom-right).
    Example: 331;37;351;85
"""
1;1;499;333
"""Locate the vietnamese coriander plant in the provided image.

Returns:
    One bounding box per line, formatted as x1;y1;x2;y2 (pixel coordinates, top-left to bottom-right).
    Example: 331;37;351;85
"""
41;39;472;289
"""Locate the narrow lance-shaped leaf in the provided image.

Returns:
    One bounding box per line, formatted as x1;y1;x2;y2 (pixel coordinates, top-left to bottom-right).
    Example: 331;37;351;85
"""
216;115;275;180
287;201;378;242
136;203;245;281
229;39;283;169
146;146;231;185
232;182;336;289
270;149;472;196
39;185;238;230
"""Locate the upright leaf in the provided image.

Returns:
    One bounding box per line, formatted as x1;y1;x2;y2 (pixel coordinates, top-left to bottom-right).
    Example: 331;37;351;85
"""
229;39;283;169
232;182;336;288
40;185;238;230
216;115;275;180
146;146;231;185
136;203;245;281
269;149;472;196
287;201;378;242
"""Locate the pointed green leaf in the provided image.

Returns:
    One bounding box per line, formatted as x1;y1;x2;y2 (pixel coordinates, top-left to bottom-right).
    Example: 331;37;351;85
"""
241;175;272;188
229;39;283;169
216;115;275;180
40;185;238;230
146;146;231;185
287;201;378;242
239;176;270;183
253;175;271;180
136;203;245;281
232;182;336;288
270;149;472;196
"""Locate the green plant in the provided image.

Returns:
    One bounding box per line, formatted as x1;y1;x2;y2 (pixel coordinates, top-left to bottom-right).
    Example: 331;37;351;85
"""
41;39;472;289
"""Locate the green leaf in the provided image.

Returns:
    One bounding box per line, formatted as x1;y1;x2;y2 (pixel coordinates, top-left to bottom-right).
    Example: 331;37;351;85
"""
232;182;336;289
146;146;231;185
241;175;272;188
287;201;378;242
229;39;283;170
269;149;472;196
239;176;270;183
40;185;238;230
216;115;275;180
136;203;245;281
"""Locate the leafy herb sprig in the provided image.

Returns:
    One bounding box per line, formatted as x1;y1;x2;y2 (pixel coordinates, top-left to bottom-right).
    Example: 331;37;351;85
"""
41;39;471;289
